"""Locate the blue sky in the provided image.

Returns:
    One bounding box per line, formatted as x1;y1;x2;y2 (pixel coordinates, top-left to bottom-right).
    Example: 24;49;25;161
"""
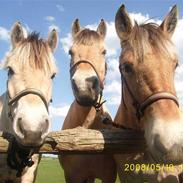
0;0;183;131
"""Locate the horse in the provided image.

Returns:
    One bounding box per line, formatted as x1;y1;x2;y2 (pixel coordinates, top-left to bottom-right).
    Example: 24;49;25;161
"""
0;22;58;183
114;4;183;183
58;19;117;183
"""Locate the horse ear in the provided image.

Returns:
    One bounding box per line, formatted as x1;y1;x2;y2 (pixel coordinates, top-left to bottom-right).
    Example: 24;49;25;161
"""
160;5;178;37
48;29;58;52
97;19;107;38
11;22;24;48
115;4;133;41
72;19;81;39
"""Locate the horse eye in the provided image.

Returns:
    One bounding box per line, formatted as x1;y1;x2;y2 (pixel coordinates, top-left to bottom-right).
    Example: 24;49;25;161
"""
7;67;14;76
68;49;73;56
102;50;106;55
122;62;133;73
175;62;179;69
51;73;56;79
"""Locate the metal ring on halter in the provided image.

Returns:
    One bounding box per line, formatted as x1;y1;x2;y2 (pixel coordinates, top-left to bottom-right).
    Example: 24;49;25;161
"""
119;63;179;120
70;60;107;111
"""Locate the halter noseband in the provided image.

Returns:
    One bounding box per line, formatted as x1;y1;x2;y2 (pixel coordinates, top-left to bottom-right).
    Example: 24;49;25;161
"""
7;88;49;120
70;60;106;111
119;64;179;120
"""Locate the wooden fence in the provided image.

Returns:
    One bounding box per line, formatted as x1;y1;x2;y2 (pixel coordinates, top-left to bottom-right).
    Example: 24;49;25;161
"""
0;127;146;154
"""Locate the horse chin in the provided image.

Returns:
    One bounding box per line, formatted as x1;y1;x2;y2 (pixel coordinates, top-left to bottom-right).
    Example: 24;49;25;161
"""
75;95;98;107
15;137;43;149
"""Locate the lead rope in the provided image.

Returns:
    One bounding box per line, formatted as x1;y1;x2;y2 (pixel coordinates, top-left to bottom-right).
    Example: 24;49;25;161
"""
3;132;35;177
93;91;106;112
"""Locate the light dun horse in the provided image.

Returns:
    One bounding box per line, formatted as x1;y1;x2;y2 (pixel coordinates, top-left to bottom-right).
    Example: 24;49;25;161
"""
59;19;117;183
0;22;58;183
114;4;183;183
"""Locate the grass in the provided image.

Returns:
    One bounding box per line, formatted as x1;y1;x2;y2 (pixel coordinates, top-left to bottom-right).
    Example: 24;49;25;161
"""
36;157;120;183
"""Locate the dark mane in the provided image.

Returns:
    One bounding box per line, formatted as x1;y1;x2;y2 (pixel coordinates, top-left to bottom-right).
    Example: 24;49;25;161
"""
19;32;51;70
74;29;101;45
25;32;42;42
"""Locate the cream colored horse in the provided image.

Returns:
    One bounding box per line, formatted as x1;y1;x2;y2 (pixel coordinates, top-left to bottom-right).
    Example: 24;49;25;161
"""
114;4;183;183
59;19;117;183
0;22;58;183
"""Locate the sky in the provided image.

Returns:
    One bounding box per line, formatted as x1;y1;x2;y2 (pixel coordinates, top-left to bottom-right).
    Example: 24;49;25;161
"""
0;0;183;131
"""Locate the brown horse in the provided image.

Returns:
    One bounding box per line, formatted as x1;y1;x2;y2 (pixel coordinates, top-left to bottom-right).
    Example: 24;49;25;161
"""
59;19;117;183
114;4;183;183
0;22;58;182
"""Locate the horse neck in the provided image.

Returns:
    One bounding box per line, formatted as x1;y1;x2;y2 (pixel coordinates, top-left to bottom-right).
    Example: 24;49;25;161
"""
114;87;144;130
62;100;97;129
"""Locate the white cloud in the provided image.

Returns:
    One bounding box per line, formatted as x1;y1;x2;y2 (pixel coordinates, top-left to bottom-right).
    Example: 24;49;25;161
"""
105;80;121;95
130;13;150;24
105;22;120;57
172;19;183;63
175;64;183;107
107;95;121;106
44;16;55;22
106;58;120;80
0;27;9;42
49;104;70;118
56;4;64;12
48;24;60;32
60;33;72;54
104;80;121;106
24;23;31;34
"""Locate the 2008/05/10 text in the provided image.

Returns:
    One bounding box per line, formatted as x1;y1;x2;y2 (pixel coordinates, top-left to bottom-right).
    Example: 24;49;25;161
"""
124;164;183;172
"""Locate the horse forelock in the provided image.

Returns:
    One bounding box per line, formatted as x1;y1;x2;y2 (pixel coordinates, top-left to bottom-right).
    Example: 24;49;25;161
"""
123;22;178;62
5;32;57;74
74;29;101;46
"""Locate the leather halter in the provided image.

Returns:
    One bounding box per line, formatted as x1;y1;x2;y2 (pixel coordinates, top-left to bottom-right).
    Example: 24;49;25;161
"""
5;87;49;176
119;64;179;120
70;60;106;111
7;88;49;120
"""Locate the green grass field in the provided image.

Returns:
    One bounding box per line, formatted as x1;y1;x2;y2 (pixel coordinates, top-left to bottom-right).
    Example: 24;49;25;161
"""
36;157;120;183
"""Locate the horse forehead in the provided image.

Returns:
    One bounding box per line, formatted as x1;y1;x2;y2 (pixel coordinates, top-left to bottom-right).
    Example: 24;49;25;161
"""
74;42;102;52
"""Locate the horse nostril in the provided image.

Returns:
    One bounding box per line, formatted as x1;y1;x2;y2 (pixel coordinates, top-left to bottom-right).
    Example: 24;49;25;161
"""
86;76;99;89
16;117;25;138
18;117;22;121
18;118;23;133
154;135;167;155
92;77;99;89
42;118;50;135
71;78;79;92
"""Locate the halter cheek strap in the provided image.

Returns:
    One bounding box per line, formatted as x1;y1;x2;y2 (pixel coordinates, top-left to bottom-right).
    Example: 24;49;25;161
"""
119;64;179;120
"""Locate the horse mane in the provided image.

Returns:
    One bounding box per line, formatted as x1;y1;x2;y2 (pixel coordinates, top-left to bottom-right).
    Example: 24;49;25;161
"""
74;29;101;45
125;22;177;62
5;32;56;73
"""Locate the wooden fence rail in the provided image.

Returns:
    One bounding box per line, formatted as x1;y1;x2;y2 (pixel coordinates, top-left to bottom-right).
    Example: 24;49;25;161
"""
0;127;146;154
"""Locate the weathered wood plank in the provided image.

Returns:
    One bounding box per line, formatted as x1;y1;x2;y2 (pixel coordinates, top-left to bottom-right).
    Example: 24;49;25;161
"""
0;127;146;154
